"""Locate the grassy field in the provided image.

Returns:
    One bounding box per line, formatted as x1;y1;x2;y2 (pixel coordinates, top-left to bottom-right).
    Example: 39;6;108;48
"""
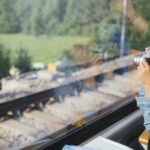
0;34;91;63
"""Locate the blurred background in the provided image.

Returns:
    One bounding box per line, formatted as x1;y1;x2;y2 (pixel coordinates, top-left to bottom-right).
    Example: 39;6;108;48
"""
0;0;149;149
0;0;149;76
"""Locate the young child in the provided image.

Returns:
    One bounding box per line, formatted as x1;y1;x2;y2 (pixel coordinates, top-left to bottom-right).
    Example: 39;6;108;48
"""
136;58;150;132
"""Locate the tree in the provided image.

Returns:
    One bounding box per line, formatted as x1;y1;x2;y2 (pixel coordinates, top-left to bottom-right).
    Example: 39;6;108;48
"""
43;0;60;36
0;0;114;36
0;45;11;78
15;48;32;73
64;0;112;35
112;0;150;51
0;0;21;33
57;0;67;22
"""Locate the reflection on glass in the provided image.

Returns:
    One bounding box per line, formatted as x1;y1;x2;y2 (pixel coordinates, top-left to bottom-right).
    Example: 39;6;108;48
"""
0;0;149;149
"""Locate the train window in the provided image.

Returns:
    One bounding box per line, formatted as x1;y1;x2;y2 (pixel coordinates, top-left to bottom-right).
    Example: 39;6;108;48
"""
0;0;149;149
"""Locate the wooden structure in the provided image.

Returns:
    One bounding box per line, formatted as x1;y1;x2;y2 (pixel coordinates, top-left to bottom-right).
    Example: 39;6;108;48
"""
139;130;150;150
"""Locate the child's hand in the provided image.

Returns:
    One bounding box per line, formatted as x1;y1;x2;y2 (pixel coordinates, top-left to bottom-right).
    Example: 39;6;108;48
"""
138;59;150;97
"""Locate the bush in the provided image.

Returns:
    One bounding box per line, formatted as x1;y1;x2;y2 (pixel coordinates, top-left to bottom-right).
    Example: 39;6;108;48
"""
14;48;32;73
0;44;11;78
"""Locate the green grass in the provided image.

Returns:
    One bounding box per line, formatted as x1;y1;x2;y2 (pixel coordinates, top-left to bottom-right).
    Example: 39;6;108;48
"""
0;34;91;63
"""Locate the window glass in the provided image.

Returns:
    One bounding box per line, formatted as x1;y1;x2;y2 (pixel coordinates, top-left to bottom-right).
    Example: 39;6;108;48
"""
0;0;147;149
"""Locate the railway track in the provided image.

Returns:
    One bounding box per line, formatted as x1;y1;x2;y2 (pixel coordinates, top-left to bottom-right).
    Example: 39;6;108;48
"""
0;54;143;149
0;70;142;149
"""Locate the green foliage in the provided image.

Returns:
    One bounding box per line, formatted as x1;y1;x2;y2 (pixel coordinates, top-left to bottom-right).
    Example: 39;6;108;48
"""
0;0;122;66
14;48;32;73
0;0;150;51
0;0;21;33
127;0;150;49
0;0;113;37
1;0;150;65
0;45;11;78
132;0;150;21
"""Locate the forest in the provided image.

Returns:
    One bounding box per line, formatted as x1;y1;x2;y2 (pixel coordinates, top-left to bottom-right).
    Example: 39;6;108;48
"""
0;0;113;36
0;0;150;46
0;0;120;65
0;0;150;77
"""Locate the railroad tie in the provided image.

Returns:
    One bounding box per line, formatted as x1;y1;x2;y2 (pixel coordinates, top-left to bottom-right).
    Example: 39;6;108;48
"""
80;91;117;103
0;138;9;149
114;74;142;86
45;103;77;120
0;119;40;140
65;97;87;105
98;87;126;98
64;98;96;112
64;97;93;112
102;80;130;94
23;110;64;128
